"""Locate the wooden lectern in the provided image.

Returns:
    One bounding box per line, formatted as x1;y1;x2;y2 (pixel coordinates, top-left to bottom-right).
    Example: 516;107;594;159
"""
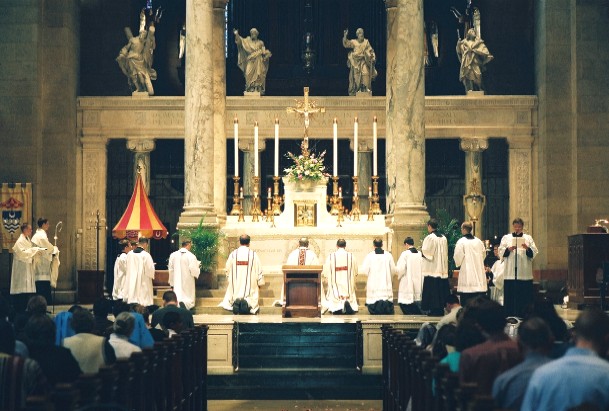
568;234;609;308
282;265;323;318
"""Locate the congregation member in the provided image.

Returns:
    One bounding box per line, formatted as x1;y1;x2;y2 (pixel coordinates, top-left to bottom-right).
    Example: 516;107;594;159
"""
396;237;423;314
162;311;184;338
522;309;609;411
31;218;58;305
108;312;142;359
492;317;553;410
220;234;264;314
92;298;113;336
485;244;504;304
453;221;487;308
125;237;155;307
416;293;461;349
322;239;358;315
111;238;130;301
498;217;538;317
112;302;154;349
421;219;450;316
360;238;396;315
151;291;194;330
168;239;201;310
10;223;45;313
278;237;320;306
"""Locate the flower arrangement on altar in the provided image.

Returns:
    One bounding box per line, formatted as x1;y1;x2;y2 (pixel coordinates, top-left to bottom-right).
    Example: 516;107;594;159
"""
284;148;330;182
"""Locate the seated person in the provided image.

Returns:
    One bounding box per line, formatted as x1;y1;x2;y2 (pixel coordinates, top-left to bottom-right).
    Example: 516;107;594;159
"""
109;312;142;360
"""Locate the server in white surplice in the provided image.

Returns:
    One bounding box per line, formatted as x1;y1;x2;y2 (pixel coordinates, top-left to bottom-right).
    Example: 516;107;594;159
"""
421;219;450;316
396;237;423;315
323;239;359;314
361;238;396;315
168;240;201;310
453;221;487;308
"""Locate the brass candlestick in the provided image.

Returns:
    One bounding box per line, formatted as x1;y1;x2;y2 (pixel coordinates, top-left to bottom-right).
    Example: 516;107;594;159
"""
265;196;276;228
329;176;340;215
251;176;262;222
238;199;245;222
230;176;241;215
272;176;283;215
367;194;374;221
336;194;344;227
371;175;382;215
351;176;361;221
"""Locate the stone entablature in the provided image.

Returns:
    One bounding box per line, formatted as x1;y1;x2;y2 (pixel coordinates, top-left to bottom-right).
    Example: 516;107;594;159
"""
77;95;537;141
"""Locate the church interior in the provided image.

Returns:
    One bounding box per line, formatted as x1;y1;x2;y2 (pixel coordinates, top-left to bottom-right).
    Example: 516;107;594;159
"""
1;0;609;409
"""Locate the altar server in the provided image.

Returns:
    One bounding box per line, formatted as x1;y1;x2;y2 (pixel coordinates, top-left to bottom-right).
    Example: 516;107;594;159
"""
454;221;487;308
112;239;130;301
323;239;359;314
361;238;396;315
168;240;201;310
10;223;45;312
278;237;319;306
421;219;450;316
125;237;155;307
396;237;423;314
220;234;264;314
31;217;58;304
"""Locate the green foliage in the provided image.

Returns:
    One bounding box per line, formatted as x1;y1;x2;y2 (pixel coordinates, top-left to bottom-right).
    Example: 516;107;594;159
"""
421;209;461;276
180;219;224;272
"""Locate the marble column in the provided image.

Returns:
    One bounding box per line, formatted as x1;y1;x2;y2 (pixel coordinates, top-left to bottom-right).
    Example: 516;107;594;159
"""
127;139;155;194
239;139;266;214
385;0;428;250
213;0;228;221
80;137;108;272
180;0;216;227
508;135;534;232
460;138;488;238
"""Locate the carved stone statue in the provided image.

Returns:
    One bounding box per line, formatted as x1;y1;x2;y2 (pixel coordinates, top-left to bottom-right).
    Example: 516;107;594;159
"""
116;25;157;95
342;28;377;96
456;28;493;93
234;28;272;95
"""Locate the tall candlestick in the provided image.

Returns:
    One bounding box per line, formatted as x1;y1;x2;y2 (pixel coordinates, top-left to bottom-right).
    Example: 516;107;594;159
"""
369;186;372;197
353;117;358;177
240;187;243;199
373;116;378;176
274;118;279;176
333;118;338;177
254;121;259;177
339;187;342;199
267;187;271;199
234;117;239;177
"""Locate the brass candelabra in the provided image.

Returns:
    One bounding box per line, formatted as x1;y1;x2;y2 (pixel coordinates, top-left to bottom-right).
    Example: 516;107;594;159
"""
272;176;283;215
336;193;344;227
351;176;361;221
265;195;276;227
230;176;241;215
251;176;262;222
329;176;340;215
367;193;374;221
371;175;382;215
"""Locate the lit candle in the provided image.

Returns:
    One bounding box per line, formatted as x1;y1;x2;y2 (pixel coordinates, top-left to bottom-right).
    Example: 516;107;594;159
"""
254;121;259;177
234;116;239;177
267;187;272;199
373;116;378;176
369;186;372;197
239;187;243;199
274;118;279;177
333;118;338;177
353;117;358;177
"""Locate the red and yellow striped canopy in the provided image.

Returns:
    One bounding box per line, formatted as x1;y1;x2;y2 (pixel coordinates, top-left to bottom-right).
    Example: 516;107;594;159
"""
112;174;168;240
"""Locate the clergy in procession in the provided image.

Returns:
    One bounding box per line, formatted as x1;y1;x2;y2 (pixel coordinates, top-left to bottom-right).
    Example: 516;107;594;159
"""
10;223;46;312
498;217;538;317
112;239;131;301
322;239;359;315
277;237;320;306
453;221;487;308
125;237;155;307
31;217;59;305
396;237;423;315
168;239;201;310
361;238;396;315
220;234;264;315
421;218;451;316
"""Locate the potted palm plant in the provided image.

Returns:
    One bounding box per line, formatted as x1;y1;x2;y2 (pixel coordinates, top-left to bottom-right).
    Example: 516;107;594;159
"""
179;219;224;289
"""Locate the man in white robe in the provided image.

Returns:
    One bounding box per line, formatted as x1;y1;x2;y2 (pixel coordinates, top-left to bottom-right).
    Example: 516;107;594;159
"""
31;218;58;305
276;237;319;306
220;234;264;314
421;218;450;316
323;239;359;314
361;238;396;315
397;237;423;315
498;217;538;317
10;223;45;312
112;239;131;301
454;221;487;308
486;245;505;304
125;237;155;307
168;240;201;310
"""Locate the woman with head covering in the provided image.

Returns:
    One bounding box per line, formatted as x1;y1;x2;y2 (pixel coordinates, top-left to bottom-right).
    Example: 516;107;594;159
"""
108;312;142;359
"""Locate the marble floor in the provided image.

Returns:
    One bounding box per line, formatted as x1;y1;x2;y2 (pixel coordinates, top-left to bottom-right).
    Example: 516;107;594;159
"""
207;399;382;411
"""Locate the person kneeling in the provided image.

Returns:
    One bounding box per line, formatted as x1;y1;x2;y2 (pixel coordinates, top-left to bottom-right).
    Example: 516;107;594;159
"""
361;238;396;315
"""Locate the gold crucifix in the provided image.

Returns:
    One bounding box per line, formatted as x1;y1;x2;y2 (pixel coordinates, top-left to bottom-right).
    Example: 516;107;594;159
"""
286;87;325;156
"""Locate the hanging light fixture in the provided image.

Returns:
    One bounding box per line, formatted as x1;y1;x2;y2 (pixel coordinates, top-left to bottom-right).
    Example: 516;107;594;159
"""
301;0;316;74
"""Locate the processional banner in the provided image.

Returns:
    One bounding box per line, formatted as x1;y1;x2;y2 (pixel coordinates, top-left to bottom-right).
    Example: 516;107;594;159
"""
0;183;32;252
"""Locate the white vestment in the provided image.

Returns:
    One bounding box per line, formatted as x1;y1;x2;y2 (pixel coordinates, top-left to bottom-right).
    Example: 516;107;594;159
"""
112;252;128;300
421;232;449;278
454;235;487;293
220;246;264;314
490;259;505;304
397;248;423;304
322;248;359;313
31;229;56;282
498;233;538;280
10;234;44;294
125;248;155;306
360;250;396;304
168;247;200;310
279;247;320;305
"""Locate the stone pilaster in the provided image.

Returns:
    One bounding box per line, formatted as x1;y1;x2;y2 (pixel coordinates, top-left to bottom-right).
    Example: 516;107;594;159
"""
180;0;216;227
508;136;534;232
385;0;428;251
213;0;228;220
460;138;488;238
126;139;155;194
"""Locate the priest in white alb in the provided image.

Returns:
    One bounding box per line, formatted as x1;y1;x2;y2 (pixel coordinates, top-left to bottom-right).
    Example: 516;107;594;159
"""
220;234;264;314
168;239;201;310
125;237;155;307
421;218;450;316
276;237;319;306
31;217;58;305
453;221;487;308
322;239;359;315
396;237;423;315
10;223;45;312
361;238;396;315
